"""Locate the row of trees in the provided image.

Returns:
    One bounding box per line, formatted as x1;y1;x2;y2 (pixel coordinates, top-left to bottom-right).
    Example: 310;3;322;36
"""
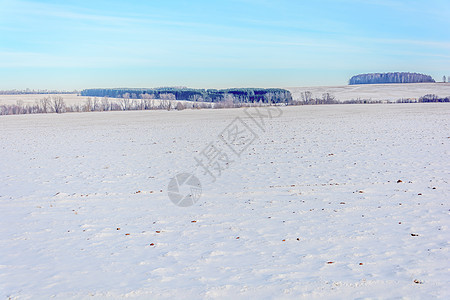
0;94;283;116
0;89;77;95
294;92;339;105
0;96;192;115
2;93;449;116
295;92;388;105
0;96;67;115
80;87;293;104
418;94;450;102
349;72;435;85
296;91;450;104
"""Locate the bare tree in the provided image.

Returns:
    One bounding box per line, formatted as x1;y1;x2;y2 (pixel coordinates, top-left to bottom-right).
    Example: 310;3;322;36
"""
101;96;110;111
120;93;130;110
131;99;139;110
301;91;313;104
176;102;185;110
159;93;175;110
71;103;81;112
322;93;337;104
140;93;155;110
39;97;51;113
84;97;92;112
51;96;65;113
92;97;100;111
223;93;235;108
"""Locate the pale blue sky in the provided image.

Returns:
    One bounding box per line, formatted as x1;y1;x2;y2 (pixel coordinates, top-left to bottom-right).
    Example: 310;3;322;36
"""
0;0;449;90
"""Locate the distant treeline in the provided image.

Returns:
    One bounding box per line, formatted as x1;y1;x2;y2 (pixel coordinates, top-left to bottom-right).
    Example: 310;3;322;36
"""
399;94;450;103
80;87;293;104
349;72;435;85
0;89;78;95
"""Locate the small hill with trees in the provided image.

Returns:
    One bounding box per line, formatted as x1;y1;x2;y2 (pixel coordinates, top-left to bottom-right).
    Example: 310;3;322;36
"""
349;72;435;85
80;87;292;104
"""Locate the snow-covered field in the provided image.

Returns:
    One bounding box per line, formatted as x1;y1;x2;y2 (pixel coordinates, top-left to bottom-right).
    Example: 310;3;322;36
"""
1;104;449;299
287;82;450;102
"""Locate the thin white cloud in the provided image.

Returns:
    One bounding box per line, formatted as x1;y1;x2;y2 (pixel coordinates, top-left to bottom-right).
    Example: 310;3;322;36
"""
3;0;227;30
340;0;450;21
351;36;450;51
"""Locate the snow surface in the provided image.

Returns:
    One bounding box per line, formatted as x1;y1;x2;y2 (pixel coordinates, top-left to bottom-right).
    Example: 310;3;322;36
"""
287;82;450;102
1;104;449;299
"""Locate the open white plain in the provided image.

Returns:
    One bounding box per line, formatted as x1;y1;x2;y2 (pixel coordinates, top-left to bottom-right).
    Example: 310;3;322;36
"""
1;103;449;299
